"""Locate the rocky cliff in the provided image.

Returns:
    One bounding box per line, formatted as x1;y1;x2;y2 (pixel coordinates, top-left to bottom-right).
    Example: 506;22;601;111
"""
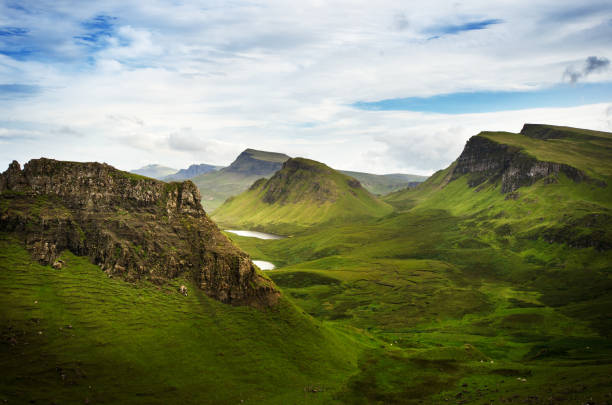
451;134;586;193
0;158;279;308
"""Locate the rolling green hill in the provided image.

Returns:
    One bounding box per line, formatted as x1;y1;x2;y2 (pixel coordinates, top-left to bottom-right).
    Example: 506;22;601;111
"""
0;237;369;404
190;148;426;211
213;158;394;234
2;124;612;404
193;149;290;211
222;124;612;404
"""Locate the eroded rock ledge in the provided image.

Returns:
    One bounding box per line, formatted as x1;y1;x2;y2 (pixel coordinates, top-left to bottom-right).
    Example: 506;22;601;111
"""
451;136;587;193
0;158;279;308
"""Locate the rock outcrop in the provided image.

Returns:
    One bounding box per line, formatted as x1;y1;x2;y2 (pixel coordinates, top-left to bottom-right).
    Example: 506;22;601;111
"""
0;158;279;308
451;135;586;193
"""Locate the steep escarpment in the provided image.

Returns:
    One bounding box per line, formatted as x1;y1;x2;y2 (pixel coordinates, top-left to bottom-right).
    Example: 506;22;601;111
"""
0;158;278;308
452;133;587;193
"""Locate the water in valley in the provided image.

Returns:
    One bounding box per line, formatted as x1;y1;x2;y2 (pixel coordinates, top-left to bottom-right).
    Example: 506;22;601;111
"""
225;230;285;240
252;260;276;270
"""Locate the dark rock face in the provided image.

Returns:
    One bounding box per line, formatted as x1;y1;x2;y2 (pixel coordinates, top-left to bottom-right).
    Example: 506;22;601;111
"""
0;158;278;308
452;136;587;193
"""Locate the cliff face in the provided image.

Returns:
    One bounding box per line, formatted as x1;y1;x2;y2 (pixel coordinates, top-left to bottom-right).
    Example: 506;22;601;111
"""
0;158;278;308
452;135;586;193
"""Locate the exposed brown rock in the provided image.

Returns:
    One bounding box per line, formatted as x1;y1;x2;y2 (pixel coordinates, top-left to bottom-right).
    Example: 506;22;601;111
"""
451;135;586;193
0;158;279;308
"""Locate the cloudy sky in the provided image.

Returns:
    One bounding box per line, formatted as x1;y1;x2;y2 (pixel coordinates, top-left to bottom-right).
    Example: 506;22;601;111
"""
1;0;611;175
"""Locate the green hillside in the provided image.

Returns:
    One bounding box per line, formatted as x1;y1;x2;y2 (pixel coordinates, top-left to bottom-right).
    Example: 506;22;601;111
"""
222;124;612;404
213;158;394;234
0;236;368;404
3;124;612;404
193;149;290;211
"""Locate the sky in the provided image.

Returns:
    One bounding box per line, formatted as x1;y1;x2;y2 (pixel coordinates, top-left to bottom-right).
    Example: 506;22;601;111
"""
1;0;611;175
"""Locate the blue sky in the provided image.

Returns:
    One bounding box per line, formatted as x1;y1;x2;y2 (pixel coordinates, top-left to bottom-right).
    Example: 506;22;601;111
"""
353;82;612;114
0;0;611;174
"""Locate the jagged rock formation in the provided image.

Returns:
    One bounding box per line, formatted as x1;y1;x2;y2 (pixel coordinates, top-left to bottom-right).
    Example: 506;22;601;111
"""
452;134;586;193
0;158;279;308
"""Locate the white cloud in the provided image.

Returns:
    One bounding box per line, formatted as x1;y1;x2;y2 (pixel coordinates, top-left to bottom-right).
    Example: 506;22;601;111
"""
1;0;611;174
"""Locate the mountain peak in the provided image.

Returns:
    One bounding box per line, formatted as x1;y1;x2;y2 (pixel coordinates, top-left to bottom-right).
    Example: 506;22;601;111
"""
224;148;290;175
213;157;392;233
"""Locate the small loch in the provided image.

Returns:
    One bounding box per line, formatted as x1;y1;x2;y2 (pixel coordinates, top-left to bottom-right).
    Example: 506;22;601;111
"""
252;260;276;270
225;230;285;240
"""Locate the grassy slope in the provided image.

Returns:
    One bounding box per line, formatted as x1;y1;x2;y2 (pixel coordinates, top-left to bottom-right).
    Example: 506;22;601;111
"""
193;149;289;212
192;170;266;212
0;235;371;404
223;126;612;403
213;158;394;234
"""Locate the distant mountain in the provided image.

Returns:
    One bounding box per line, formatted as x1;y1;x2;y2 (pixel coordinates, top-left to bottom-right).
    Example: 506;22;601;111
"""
339;170;427;195
163;163;223;181
130;164;177;180
224;148;290;175
193;149;290;211
213;157;393;234
191;148;426;211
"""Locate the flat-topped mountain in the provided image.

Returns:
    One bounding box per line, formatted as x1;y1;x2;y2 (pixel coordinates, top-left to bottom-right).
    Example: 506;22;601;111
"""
0;158;278;307
130;163;177;180
385;123;611;249
213;157;393;233
224;148;290;175
162;163;223;181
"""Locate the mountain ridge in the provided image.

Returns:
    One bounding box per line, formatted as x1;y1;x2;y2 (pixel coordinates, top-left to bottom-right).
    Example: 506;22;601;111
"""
0;158;278;308
162;163;223;181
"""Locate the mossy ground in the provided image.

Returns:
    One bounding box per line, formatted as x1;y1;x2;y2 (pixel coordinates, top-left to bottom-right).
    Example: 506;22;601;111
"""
0;236;367;404
220;130;612;403
3;126;612;404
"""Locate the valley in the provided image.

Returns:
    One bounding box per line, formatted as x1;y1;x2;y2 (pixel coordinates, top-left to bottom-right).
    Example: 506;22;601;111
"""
1;124;611;404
